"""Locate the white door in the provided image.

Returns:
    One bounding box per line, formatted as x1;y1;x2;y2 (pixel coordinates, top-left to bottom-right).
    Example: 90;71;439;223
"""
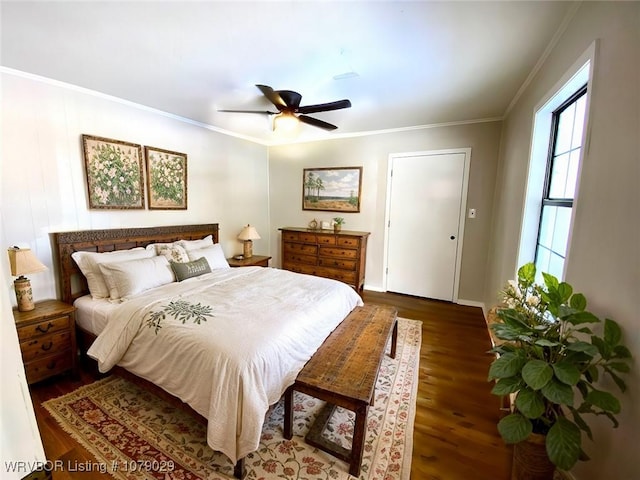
385;151;467;301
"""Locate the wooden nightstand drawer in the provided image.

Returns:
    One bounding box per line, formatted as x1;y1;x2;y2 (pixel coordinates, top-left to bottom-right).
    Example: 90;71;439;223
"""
17;315;70;342
13;299;78;384
20;330;72;362
25;352;72;384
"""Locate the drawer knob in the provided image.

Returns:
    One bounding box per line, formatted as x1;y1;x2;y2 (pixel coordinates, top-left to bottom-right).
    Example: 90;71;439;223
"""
47;360;58;370
36;322;54;333
41;341;53;351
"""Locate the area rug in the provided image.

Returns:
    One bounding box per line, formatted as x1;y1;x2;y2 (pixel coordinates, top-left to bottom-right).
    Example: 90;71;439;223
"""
43;318;421;480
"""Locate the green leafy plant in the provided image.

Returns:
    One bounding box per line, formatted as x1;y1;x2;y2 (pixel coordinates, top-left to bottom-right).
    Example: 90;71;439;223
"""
488;263;632;470
333;217;345;225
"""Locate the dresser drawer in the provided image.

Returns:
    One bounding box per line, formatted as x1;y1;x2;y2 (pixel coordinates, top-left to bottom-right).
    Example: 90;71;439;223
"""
316;234;336;245
25;352;72;384
20;330;72;362
282;231;300;242
284;243;318;255
17;315;70;342
299;233;318;243
319;246;359;259
315;267;357;284
337;236;361;248
283;262;316;276
283;252;318;265
318;257;357;270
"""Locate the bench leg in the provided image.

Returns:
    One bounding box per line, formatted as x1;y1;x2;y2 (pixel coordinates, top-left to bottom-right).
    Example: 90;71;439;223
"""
284;385;294;440
349;402;369;477
390;318;398;359
233;458;244;479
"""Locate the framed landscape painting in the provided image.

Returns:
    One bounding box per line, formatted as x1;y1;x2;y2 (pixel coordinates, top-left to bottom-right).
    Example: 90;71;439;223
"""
82;135;145;209
145;146;188;210
303;166;362;213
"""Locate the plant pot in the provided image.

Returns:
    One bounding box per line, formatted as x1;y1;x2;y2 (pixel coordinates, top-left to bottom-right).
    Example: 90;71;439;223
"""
511;433;555;480
334;225;341;233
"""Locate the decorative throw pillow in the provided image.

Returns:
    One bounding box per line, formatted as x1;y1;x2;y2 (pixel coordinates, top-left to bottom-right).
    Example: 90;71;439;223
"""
98;256;174;300
157;244;189;263
170;257;212;282
187;244;230;269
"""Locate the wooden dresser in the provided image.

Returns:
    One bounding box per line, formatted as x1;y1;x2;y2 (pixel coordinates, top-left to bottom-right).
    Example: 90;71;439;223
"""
280;227;370;291
13;299;77;384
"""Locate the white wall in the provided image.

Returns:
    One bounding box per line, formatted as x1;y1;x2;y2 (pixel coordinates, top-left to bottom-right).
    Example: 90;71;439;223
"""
268;120;502;302
484;3;639;479
1;71;270;304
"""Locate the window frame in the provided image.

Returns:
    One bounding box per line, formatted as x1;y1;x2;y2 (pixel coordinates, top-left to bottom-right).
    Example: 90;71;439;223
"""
533;85;587;275
516;41;595;281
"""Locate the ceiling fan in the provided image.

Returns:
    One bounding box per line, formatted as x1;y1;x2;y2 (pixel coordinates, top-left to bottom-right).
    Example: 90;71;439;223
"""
218;84;351;131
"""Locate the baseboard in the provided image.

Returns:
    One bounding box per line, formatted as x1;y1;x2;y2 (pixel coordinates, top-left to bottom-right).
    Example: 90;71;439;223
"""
456;298;485;309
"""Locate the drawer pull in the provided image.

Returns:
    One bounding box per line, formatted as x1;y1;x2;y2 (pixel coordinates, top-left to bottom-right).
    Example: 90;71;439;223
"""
36;323;54;333
41;341;53;351
47;360;58;370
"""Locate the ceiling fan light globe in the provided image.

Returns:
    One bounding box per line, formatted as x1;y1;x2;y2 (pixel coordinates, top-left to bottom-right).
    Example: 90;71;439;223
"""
274;112;299;132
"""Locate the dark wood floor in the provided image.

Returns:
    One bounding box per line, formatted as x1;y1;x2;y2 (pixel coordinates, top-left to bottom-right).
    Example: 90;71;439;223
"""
28;290;512;479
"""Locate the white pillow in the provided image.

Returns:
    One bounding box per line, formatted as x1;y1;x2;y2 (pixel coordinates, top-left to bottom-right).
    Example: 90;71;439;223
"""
177;235;214;251
71;247;155;299
98;256;174;300
187;244;230;269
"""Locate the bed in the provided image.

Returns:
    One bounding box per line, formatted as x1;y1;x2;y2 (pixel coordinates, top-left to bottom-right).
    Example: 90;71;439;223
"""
51;223;363;475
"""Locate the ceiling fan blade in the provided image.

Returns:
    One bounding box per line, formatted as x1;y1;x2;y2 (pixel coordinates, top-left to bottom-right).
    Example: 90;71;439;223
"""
218;109;277;115
255;84;287;110
298;115;338;131
297;99;351;114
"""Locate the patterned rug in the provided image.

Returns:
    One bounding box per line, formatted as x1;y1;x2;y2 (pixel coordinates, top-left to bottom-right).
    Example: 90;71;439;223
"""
43;318;421;480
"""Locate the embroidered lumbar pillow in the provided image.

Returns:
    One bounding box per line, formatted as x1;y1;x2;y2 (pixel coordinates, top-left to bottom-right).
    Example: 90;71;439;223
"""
170;257;211;282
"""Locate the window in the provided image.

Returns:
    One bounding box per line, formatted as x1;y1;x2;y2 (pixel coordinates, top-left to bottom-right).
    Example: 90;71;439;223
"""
534;86;587;280
517;44;594;282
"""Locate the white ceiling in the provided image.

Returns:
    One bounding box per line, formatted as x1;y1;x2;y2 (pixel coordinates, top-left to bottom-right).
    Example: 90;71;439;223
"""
1;1;575;145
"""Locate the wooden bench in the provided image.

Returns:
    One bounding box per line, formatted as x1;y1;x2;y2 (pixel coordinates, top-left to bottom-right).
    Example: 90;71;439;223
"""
284;304;398;476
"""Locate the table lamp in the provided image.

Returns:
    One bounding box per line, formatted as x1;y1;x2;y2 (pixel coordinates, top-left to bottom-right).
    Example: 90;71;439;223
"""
7;247;48;312
237;225;260;259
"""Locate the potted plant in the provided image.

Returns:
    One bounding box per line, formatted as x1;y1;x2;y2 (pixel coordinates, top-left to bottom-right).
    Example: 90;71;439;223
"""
333;217;345;233
488;263;631;479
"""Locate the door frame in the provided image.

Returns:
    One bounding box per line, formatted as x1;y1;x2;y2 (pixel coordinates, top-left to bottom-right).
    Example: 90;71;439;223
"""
383;148;471;303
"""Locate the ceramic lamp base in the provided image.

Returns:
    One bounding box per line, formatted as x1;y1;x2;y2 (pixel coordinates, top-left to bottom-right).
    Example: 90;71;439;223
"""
243;240;253;259
14;276;35;312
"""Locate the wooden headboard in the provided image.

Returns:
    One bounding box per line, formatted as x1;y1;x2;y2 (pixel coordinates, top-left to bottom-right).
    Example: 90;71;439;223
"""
51;223;219;304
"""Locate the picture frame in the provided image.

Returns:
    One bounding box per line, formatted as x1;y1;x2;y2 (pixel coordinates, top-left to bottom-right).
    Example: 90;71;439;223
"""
144;146;188;210
302;166;362;213
82;135;145;209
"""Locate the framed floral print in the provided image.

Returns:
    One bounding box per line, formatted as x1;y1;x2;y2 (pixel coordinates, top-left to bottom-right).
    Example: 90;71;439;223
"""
302;166;362;213
144;146;188;210
82;135;145;209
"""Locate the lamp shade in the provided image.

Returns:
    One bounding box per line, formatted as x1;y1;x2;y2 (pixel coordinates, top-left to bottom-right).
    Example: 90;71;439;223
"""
237;225;261;241
7;247;48;277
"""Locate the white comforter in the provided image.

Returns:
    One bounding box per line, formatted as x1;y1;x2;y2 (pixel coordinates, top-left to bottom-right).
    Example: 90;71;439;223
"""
87;267;363;464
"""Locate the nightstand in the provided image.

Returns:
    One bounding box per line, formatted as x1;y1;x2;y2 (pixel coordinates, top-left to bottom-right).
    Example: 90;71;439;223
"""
13;299;78;384
226;255;272;267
